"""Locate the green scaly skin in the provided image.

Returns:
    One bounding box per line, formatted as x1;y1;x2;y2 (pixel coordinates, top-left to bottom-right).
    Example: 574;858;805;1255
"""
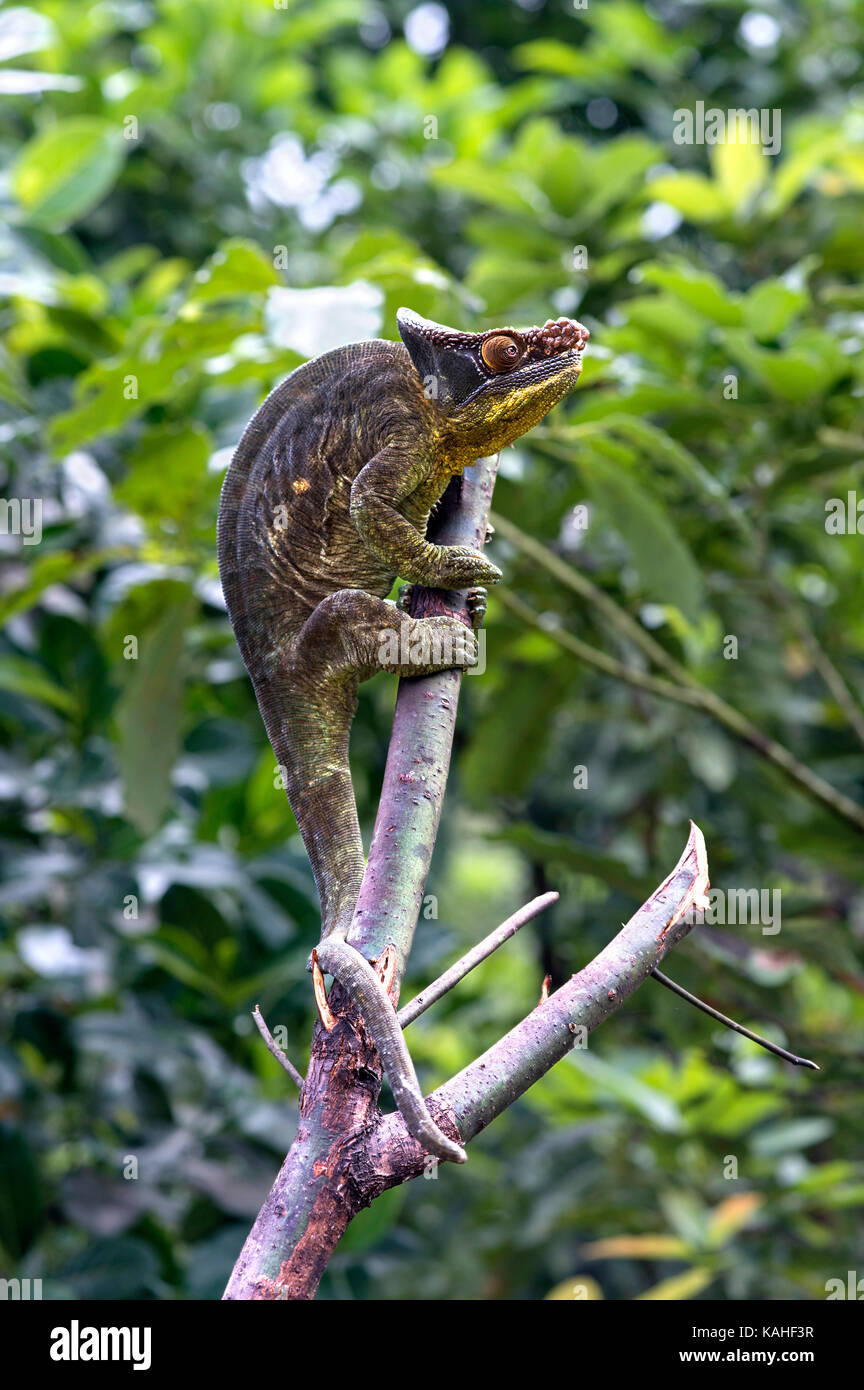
217;307;588;1164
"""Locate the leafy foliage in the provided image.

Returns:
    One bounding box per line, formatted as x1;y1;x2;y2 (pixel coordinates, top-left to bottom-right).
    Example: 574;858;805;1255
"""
1;0;862;1301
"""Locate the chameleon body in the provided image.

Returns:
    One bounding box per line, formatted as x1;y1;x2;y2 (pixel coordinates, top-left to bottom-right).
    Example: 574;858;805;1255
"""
217;307;588;1163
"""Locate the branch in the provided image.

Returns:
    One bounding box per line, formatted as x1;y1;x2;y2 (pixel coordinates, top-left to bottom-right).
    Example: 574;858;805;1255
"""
364;823;710;1167
398;891;559;1028
226;729;715;1298
649;969;819;1069
349;458;500;979
764;579;864;753
251;1005;305;1088
498;588;706;708
223;456;499;1301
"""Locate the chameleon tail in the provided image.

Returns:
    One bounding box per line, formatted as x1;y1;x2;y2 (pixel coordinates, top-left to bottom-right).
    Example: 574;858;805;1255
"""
256;670;367;942
254;657;467;1164
315;936;467;1164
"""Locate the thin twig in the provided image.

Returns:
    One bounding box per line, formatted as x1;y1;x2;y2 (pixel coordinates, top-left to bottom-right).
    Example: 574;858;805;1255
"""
398;891;559;1028
496;573;864;837
252;1005;305;1088
492;509;693;677
650;969;819;1069
498;588;705;706
526;434;864;751
765;579;864;752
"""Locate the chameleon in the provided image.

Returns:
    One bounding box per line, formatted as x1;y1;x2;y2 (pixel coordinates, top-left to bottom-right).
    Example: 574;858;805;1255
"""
217;307;588;1164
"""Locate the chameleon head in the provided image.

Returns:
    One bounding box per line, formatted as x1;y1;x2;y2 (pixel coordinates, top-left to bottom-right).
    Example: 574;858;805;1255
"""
397;307;589;455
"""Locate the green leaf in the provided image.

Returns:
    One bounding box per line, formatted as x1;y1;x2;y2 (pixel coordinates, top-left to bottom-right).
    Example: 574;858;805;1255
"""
750;1118;835;1158
647;173;731;223
430;159;544;214
638;1267;714;1300
514;39;598;80
722;328;845;400
583;455;705;623
114;593;196;835
660;1190;709;1247
0;549;123;626
186;238;280;303
743;279;808;341
575;1053;684;1133
0;656;76;713
639;261;743;326
711;136;768;212
581;136;660;221
48;345;192;451
622;293;707;348
12;118;125;230
0;1125;44;1258
116;424;215;532
587;1;683;75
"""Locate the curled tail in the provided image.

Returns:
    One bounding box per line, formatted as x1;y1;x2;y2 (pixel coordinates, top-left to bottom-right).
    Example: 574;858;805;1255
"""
258;672;467;1165
315;936;467;1164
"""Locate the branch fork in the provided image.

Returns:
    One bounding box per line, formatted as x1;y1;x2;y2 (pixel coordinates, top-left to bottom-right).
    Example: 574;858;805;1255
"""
226;461;816;1302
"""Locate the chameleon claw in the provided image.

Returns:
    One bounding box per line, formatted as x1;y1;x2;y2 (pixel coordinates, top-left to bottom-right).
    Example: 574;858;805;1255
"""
311;950;338;1031
373;943;399;1002
538;973;552;1006
466;587;488;631
396;583;415;614
485;523;495;544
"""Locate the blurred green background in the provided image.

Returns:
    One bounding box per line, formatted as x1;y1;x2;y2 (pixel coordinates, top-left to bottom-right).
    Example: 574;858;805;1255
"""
1;0;863;1301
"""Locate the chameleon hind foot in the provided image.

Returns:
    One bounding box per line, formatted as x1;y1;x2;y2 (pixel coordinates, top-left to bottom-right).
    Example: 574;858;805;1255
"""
466;587;487;631
300;589;476;679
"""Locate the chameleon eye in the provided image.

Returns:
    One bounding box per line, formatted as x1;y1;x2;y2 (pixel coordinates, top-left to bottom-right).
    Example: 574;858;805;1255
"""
481;334;523;373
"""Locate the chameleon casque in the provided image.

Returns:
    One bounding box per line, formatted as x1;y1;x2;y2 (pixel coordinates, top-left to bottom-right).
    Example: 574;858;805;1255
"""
217;307;588;1164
